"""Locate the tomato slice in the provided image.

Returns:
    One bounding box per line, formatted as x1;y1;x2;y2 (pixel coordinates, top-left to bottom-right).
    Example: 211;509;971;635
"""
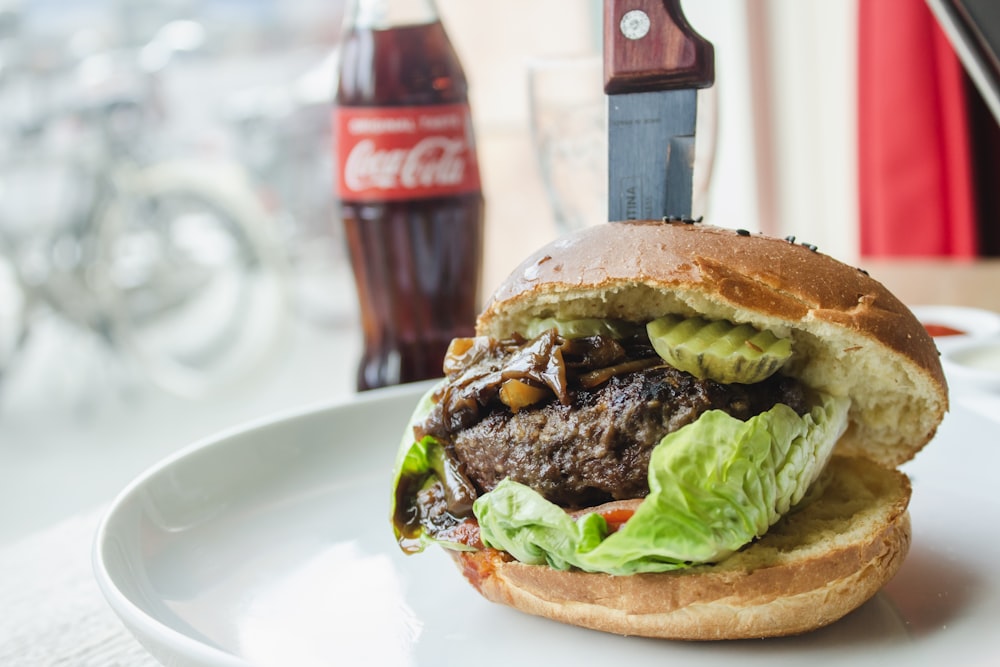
441;518;483;549
570;500;641;533
596;508;635;532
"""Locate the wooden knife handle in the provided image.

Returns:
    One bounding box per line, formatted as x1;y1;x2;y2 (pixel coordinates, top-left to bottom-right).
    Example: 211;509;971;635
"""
604;0;715;94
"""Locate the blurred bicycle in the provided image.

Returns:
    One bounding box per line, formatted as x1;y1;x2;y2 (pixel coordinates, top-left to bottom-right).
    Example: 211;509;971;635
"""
0;19;288;401
223;49;356;326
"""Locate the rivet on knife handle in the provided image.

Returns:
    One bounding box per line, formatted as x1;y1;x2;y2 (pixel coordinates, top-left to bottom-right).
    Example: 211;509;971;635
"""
603;0;715;94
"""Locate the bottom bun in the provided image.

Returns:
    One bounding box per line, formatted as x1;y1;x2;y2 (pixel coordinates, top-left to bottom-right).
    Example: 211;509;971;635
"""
451;455;911;640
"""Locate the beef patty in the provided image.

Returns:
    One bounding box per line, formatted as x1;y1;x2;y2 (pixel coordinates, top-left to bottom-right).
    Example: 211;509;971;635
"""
448;366;808;508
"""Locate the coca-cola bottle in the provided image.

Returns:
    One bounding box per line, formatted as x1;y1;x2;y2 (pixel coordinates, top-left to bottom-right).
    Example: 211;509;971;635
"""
333;0;485;391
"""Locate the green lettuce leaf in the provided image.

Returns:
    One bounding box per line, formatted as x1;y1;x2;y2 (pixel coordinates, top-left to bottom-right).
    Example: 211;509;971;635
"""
390;382;445;551
474;393;850;575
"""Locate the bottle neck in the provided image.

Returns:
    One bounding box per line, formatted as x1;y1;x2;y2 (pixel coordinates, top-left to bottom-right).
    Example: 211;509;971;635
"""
347;0;439;29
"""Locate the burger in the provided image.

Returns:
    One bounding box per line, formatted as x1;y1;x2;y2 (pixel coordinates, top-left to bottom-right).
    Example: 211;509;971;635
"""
390;220;947;639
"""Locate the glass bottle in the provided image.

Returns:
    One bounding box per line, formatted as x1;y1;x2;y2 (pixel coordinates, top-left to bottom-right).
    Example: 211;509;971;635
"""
333;0;485;391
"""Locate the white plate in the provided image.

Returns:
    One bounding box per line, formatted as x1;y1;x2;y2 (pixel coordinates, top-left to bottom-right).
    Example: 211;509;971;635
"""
94;382;1000;667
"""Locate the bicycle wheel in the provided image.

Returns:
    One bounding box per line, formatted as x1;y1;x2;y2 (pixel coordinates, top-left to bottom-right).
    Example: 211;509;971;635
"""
94;159;289;398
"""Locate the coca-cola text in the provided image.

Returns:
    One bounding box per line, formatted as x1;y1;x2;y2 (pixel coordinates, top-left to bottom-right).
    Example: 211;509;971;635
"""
335;104;480;200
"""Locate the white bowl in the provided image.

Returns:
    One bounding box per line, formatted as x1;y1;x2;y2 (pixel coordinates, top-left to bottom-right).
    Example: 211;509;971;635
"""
910;305;1000;344
941;337;1000;392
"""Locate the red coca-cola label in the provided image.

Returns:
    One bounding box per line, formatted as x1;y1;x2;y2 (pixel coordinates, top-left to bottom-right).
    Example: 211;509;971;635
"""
334;104;481;201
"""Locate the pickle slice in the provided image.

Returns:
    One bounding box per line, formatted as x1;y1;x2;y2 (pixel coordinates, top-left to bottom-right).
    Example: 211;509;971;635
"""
646;315;792;384
521;318;642;340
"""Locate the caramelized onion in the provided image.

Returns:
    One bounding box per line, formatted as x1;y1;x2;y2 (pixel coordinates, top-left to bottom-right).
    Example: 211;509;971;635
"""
499;379;550;413
577;358;663;389
562;336;627;369
500;330;570;404
422;328;662;440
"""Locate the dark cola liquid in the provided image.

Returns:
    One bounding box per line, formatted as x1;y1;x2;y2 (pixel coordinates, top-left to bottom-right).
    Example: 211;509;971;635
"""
336;19;484;391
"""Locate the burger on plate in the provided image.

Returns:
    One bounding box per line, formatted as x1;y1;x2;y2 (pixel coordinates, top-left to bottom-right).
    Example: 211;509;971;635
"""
390;220;947;639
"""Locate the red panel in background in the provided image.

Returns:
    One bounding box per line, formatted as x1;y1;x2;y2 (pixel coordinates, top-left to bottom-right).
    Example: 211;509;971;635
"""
858;0;978;258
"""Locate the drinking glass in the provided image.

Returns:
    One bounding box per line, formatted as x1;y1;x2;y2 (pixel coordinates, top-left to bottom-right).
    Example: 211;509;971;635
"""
527;54;717;233
528;54;608;235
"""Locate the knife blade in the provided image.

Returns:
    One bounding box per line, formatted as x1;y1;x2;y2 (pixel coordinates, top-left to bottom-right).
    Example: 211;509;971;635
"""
604;0;714;221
